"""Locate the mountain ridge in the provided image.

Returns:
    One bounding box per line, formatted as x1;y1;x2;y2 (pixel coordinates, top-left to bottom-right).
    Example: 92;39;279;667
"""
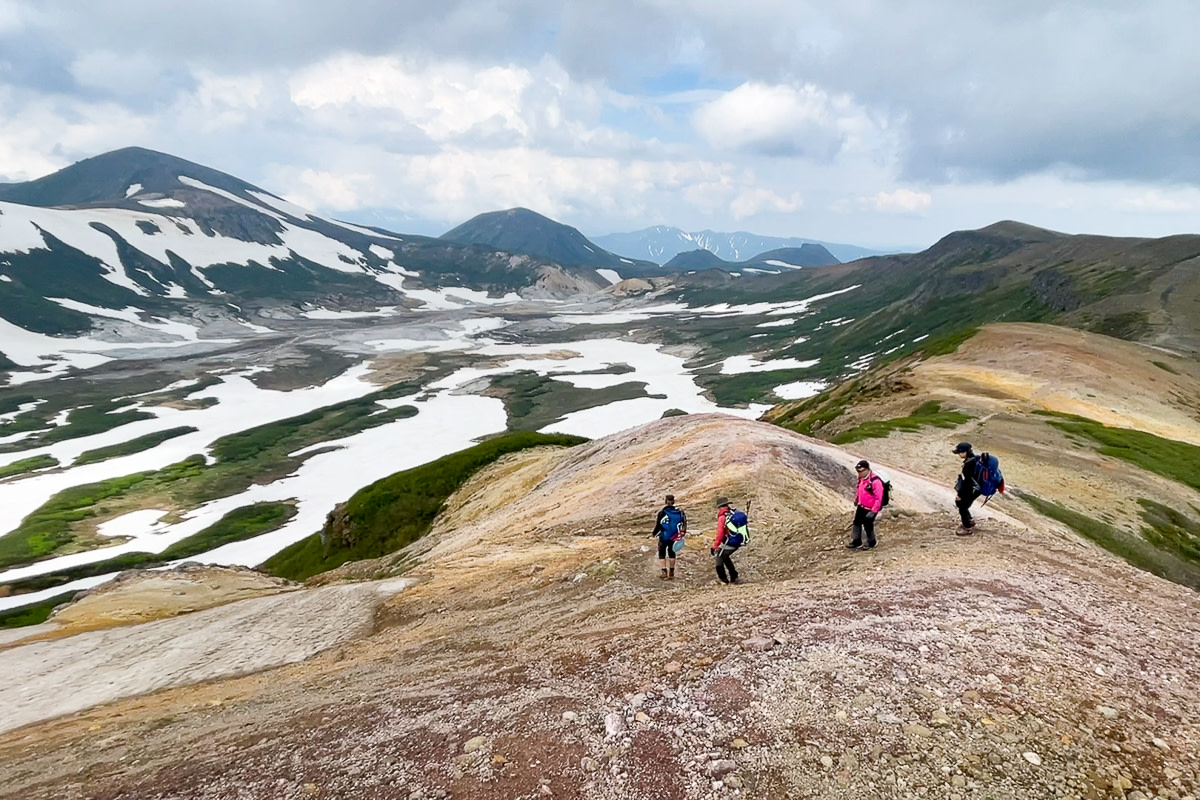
593;224;886;264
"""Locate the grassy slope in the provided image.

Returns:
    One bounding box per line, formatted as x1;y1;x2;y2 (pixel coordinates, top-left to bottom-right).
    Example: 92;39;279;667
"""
263;432;587;582
1038;412;1200;491
1019;492;1200;592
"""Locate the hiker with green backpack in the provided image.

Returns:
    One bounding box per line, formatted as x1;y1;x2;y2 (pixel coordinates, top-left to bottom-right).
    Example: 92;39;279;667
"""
848;459;887;550
652;494;687;580
710;497;749;584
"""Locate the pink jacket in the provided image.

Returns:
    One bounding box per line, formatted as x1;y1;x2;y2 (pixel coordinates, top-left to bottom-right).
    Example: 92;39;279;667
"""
856;473;884;514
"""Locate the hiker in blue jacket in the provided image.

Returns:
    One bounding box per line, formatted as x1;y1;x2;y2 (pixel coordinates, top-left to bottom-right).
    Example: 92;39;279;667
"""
652;494;687;580
953;442;981;534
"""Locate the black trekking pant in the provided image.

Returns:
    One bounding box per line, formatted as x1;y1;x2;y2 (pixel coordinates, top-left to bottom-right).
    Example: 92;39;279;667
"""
715;545;739;583
851;505;876;546
957;490;981;526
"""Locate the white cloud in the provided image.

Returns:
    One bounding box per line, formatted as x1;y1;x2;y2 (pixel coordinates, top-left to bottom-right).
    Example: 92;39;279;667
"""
868;188;932;213
290;55;533;141
731;187;802;219
285;169;374;211
1116;191;1193;214
693;81;873;160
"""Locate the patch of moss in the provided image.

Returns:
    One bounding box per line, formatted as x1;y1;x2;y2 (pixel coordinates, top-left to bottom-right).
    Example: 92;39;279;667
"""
486;371;658;431
1038;412;1200;491
0;454;59;480
0;593;75;629
73;426;199;466
263;432;587;582
41;401;156;445
919;326;981;357
832;401;971;444
1138;499;1200;567
1151;360;1179;375
1018;491;1200;592
1091;310;1150;340
1;501;298;597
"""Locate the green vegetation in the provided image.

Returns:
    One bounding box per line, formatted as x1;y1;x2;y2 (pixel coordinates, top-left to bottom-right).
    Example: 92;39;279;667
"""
484;371;657;431
0;469;159;569
74;426;198;466
1139;499;1200;567
919;326;981;357
0;381;422;570
42;401;156;445
1091;310;1151;340
1;502;297;597
831;401;971;444
1018;491;1200;592
700;367;820;408
771;377;864;436
1038;412;1200;491
263;432;587;582
0;593;74;629
0;454;59;480
1151;360;1180;375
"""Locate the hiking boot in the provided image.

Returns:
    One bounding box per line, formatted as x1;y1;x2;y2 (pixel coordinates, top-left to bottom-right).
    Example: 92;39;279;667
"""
846;540;863;550
659;570;669;579
864;541;877;549
668;570;675;580
955;525;974;536
729;578;741;585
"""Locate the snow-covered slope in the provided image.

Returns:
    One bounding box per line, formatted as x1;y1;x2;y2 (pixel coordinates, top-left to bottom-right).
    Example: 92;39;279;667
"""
0;148;577;344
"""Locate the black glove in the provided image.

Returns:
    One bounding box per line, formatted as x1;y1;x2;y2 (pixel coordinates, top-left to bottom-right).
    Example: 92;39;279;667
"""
864;511;877;521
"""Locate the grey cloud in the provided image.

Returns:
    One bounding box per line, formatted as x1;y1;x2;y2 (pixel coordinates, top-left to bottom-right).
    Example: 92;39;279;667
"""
5;0;1200;209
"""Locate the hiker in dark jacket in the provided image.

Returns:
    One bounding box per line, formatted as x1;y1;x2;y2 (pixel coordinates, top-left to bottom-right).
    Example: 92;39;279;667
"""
848;459;884;550
652;494;687;580
710;497;741;584
953;442;980;534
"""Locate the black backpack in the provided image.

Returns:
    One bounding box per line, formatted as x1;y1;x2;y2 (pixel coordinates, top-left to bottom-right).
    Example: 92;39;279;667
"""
866;475;891;507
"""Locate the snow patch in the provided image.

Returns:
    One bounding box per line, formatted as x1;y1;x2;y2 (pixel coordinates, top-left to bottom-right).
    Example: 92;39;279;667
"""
138;198;186;209
720;355;820;375
774;380;825;400
596;269;621;285
125;184;142;198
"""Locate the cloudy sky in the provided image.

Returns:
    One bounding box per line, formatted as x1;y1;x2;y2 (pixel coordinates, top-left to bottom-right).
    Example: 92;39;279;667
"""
1;1;1198;248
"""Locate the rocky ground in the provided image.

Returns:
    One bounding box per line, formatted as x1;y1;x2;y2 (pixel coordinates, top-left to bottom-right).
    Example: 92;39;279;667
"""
0;413;1197;799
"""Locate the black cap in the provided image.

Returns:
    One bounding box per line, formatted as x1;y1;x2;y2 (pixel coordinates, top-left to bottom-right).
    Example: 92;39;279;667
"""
855;460;870;470
953;442;973;454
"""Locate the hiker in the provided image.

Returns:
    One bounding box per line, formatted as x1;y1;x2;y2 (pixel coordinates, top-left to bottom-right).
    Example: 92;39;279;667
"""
848;459;885;550
953;442;980;534
710;497;741;584
652;494;687;579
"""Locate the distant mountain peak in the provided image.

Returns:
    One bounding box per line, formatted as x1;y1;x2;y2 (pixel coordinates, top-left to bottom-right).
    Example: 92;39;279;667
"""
0;147;270;210
440;208;664;275
592;226;883;265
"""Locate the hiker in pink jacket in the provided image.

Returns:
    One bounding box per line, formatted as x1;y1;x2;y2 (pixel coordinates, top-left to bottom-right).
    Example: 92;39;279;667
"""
848;459;885;550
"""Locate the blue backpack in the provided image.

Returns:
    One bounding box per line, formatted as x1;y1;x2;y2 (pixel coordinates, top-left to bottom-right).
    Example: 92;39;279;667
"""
974;453;1005;498
724;510;750;547
658;507;685;540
